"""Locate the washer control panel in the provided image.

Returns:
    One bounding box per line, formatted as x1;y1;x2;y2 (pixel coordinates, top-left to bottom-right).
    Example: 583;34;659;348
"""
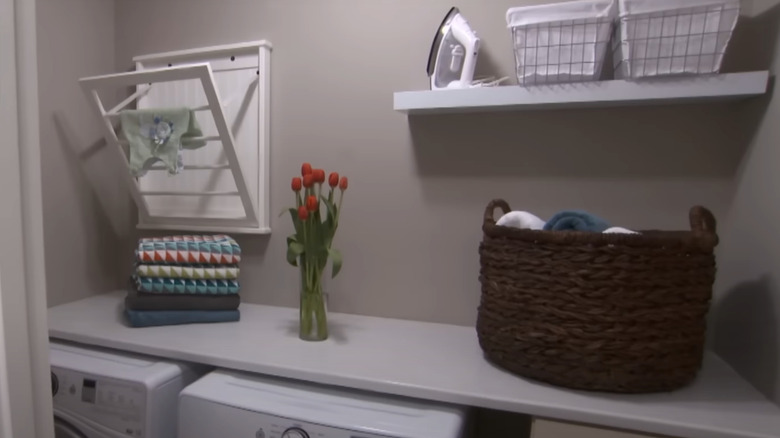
52;366;147;437
180;397;393;438
251;414;388;438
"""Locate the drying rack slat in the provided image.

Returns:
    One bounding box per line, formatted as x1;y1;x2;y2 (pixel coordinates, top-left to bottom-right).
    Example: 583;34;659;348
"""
147;164;230;171
84;88;153;222
140;190;239;197
116;136;222;146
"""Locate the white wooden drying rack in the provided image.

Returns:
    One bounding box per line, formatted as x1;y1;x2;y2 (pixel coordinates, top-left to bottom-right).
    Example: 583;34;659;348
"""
79;41;272;234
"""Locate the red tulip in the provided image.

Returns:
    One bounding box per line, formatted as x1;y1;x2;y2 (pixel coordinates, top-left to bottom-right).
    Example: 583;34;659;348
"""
339;176;348;191
301;162;312;176
291;177;302;192
313;169;326;184
306;195;318;212
298;205;309;221
328;172;339;188
302;174;314;188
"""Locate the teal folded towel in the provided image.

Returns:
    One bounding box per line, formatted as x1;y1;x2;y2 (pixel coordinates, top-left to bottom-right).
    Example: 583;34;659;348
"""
543;210;610;232
120;108;207;177
125;309;240;328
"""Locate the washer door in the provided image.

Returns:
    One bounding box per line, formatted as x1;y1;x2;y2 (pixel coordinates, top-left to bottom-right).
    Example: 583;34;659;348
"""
54;416;87;438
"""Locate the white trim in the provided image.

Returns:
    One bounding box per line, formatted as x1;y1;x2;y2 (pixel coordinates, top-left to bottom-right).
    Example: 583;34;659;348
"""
259;44;272;234
132;40;272;63
0;278;14;438
137;223;272;235
0;0;54;436
15;0;53;433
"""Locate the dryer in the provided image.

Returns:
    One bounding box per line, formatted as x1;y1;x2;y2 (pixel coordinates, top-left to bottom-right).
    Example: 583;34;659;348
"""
50;341;206;438
179;369;469;438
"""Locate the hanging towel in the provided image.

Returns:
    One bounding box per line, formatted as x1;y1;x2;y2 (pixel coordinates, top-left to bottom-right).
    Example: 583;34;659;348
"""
125;289;240;311
543;210;610;232
120;108;207;177
136;264;239;280
496;211;546;230
125;309;240;328
136;235;241;265
133;276;240;295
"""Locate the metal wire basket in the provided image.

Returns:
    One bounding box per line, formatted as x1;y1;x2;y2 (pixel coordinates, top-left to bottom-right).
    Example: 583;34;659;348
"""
507;1;617;86
613;0;740;79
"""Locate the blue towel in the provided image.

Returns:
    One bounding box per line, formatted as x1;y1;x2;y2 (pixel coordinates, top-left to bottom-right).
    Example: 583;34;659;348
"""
133;276;240;295
125;309;240;328
543;210;610;232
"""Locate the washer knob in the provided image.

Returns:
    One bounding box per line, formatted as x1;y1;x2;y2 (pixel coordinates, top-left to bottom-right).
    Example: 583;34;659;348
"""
281;427;309;438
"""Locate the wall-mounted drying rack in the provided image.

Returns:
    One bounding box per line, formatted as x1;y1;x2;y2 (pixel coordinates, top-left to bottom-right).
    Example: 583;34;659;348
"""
79;41;272;234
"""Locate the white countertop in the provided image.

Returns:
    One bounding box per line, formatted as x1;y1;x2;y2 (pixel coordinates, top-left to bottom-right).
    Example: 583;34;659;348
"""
49;291;780;438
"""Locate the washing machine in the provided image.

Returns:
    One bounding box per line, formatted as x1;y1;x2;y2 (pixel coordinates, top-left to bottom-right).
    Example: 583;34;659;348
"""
50;341;207;438
179;369;469;438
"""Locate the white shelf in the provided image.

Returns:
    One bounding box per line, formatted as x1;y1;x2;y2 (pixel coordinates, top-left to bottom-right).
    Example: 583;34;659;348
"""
394;71;770;114
48;292;780;438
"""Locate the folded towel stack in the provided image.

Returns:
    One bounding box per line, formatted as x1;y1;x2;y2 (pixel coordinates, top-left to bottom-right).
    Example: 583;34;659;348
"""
125;235;242;327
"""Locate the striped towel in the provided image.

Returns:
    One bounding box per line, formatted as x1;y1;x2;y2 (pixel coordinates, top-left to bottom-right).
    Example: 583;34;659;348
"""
135;264;239;280
136;235;241;265
134;276;240;295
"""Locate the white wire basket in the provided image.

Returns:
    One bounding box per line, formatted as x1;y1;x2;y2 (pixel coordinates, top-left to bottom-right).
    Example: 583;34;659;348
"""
506;0;617;86
613;0;740;79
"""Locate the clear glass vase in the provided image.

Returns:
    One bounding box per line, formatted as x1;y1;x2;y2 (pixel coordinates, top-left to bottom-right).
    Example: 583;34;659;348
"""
299;263;328;341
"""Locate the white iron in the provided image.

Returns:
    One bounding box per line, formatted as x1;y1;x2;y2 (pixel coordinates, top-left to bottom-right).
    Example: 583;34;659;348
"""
427;7;481;90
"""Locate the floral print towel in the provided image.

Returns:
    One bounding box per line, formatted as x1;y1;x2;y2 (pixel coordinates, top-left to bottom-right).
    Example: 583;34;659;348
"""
136;235;241;265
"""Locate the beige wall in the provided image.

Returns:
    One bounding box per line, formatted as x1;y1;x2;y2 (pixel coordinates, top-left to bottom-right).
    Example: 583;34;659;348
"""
34;0;780;408
37;0;126;307
112;0;737;326
712;0;780;404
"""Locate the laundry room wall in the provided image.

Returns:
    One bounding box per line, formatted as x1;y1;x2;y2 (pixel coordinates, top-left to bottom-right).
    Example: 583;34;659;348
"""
710;0;780;404
113;0;739;326
37;0;127;306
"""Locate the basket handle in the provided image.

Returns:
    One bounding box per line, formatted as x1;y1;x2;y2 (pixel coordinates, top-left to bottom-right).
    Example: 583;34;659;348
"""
689;206;717;235
483;199;512;227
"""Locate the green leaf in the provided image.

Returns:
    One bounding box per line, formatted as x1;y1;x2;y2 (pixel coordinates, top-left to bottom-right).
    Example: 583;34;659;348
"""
289;241;304;255
320;195;337;222
320;195;339;248
287;208;303;237
286;234;299;248
328;248;343;278
286;240;305;267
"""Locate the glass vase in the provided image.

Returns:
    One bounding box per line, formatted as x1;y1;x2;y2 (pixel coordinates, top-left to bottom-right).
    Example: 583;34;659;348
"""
299;262;328;341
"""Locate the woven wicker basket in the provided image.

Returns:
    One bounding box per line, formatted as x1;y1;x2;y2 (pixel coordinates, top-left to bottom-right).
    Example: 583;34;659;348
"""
477;199;719;393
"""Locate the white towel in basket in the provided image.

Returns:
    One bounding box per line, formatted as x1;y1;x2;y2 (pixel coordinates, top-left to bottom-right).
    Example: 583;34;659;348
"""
497;211;546;230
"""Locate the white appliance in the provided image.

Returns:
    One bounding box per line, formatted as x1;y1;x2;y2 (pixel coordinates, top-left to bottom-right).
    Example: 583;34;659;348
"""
50;341;206;438
427;7;480;90
179;370;469;438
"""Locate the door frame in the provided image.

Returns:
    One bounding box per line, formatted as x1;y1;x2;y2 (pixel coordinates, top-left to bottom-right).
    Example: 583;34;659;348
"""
0;0;54;436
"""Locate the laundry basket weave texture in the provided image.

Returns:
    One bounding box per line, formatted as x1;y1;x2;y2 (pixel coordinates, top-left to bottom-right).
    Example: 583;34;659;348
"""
477;199;718;393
